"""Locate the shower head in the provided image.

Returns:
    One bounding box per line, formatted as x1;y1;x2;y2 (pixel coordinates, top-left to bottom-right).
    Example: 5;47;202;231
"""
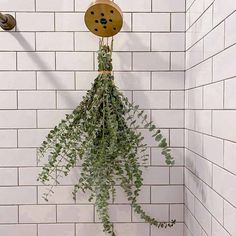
84;0;123;37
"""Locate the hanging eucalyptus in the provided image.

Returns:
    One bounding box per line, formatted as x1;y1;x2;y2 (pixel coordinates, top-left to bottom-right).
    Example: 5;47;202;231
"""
37;39;176;236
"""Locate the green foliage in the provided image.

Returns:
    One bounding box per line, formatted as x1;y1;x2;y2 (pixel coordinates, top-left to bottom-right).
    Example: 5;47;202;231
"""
37;39;176;235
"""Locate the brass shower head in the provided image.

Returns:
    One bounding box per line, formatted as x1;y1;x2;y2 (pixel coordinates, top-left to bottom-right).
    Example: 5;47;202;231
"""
84;0;123;37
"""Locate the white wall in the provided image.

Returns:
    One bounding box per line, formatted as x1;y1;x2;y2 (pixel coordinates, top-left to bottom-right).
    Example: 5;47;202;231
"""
0;0;185;236
185;0;236;235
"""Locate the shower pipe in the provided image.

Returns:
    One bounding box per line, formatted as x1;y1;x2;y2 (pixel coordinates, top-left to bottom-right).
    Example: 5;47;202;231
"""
0;12;16;30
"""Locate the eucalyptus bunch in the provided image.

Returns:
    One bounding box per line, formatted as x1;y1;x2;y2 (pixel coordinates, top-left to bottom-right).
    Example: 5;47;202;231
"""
38;39;175;236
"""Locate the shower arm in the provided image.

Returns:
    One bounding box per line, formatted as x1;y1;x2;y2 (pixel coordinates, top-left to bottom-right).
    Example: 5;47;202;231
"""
0;12;16;30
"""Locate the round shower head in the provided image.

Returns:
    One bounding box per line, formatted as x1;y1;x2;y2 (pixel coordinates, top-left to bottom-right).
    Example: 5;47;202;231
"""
84;0;123;37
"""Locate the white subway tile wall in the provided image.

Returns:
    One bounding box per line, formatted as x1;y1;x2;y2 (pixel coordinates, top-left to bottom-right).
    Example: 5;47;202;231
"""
185;0;236;235
0;0;185;236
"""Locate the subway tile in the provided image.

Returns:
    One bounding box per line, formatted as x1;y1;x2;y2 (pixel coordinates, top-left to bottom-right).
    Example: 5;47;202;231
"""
76;72;97;90
108;52;132;71
57;205;93;223
37;110;70;128
185;188;195;214
0;130;17;148
185;207;202;235
225;11;236;47
0;225;37;236
171;13;186;32
213;165;236;207
55;13;87;31
38;224;74;236
224;141;236;175
186;58;212;89
170;204;184;221
152;33;185;51
0;187;37;204
213;111;236;141
185;169;203;201
152;0;185;12
225;78;236;109
151;186;184;203
38;186;74;204
152;72;185;90
142;167;169;184
0;32;35;51
151;223;184;236
114;33;150;51
186;40;204;69
0;149;36;167
203;135;224;166
133;91;169;109
0;110;36;128
170;129;184;147
116;0;151;12
0;168;17;186
187;87;203;109
171;91;185;109
0;206;18;223
170;167;184;184
185;110;195;130
194;199;212;235
0;52;16;70
133;52;170;71
76;224;106;236
18;129;49;148
185;149;196;173
188;130;203;155
212;218;230;236
213;44;236;81
202;183;224;224
0;0;35;11
213;0;236;26
224;201;236;235
75;32;99;51
18;91;56;109
57;91;86;109
0;91;17;109
115;72;151;90
186;6;213;49
19;167;42;185
37;72;75;90
152;110;184;128
19;205;56;223
133;13;170;32
204;22;224;59
56;52;93;71
189;0;204;26
195;110;212;134
36;0;74;11
171;52;185;70
203;82;224;109
16;13;54;31
18;52;55;71
0;72;36;90
36;32;74;51
115;223;150;236
195;156;212;186
76;223;149;236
